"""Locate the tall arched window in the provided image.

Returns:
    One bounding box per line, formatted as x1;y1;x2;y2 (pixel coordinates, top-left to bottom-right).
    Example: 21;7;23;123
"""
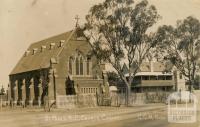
80;57;83;75
87;59;90;75
69;57;73;74
76;57;79;75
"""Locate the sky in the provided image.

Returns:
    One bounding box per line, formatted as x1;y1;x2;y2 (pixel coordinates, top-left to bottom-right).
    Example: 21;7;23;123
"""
0;0;200;89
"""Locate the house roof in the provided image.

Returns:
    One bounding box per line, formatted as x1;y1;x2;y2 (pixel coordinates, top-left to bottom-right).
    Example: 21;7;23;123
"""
123;61;174;76
137;61;173;72
10;30;74;75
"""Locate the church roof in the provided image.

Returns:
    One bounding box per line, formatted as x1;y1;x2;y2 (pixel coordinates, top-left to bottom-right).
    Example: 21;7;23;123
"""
10;30;74;75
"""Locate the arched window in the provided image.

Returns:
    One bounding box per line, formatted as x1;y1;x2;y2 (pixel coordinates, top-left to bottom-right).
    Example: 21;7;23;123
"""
76;57;79;75
87;60;90;75
80;57;83;75
69;57;73;74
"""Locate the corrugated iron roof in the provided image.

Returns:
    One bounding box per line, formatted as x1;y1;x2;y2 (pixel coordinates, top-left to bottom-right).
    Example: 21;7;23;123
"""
128;61;174;73
138;61;173;72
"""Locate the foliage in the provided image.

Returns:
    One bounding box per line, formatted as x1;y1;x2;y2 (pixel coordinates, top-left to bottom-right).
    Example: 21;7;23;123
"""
0;86;5;95
82;0;160;105
107;71;120;82
155;16;200;91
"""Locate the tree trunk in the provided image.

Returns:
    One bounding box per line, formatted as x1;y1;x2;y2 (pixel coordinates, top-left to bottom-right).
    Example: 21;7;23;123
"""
119;74;132;106
121;77;131;106
126;85;131;106
188;75;194;93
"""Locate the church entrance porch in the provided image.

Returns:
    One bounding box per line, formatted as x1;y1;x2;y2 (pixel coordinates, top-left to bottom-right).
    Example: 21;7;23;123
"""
65;77;76;95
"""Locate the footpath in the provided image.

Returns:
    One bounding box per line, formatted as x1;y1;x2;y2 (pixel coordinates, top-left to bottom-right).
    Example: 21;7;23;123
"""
0;103;166;127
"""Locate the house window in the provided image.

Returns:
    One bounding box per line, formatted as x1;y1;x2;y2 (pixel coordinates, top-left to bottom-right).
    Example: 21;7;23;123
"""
166;76;172;80
142;76;149;80
150;76;157;80
76;57;80;75
80;57;83;75
69;57;73;74
158;76;165;80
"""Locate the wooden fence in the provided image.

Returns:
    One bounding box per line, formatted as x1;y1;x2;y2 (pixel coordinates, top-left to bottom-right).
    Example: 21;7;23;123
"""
56;94;97;109
110;92;170;106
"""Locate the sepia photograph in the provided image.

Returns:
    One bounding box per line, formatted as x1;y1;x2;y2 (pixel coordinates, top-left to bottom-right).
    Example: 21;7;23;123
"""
0;0;200;127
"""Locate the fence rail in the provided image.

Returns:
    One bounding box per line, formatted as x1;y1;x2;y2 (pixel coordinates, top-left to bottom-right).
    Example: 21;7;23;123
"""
110;92;170;106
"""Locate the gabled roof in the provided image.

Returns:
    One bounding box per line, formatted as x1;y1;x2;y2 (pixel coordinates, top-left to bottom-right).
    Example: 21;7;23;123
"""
139;61;173;72
122;63;129;75
10;30;75;75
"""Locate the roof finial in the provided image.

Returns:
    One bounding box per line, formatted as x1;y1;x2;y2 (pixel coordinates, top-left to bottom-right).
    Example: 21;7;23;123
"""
75;15;80;27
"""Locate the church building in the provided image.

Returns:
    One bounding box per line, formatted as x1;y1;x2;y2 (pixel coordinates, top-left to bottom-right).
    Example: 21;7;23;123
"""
9;27;109;106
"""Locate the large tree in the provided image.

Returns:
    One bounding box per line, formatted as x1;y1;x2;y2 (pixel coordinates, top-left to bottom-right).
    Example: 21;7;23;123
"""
82;0;160;105
155;16;200;92
0;85;5;95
